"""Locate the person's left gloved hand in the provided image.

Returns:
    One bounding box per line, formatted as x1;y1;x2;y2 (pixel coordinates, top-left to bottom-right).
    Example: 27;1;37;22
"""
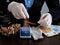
38;13;52;28
8;1;29;19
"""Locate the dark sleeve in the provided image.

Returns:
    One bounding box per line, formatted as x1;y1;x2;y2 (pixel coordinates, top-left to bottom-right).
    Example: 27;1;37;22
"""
46;0;60;24
0;0;24;14
46;0;59;11
0;0;8;15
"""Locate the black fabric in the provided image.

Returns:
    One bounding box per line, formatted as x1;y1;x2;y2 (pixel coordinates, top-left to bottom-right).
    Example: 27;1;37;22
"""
45;0;60;25
0;0;60;26
0;0;24;26
28;0;44;24
25;0;60;25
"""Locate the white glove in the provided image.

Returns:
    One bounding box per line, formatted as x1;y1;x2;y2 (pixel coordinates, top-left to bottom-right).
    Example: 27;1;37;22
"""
8;1;29;19
38;13;52;28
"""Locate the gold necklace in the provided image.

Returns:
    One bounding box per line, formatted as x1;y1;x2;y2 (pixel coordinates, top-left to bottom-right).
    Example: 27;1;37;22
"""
42;28;51;33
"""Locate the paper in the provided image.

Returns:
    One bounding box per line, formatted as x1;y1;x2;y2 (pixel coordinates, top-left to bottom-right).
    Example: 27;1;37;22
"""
51;25;60;34
30;27;43;40
39;26;59;37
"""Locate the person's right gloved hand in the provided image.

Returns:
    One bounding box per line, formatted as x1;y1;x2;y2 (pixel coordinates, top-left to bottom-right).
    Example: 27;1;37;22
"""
8;1;29;19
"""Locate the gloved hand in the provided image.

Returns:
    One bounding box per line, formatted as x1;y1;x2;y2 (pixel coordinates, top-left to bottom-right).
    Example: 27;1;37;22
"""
8;1;29;19
38;13;52;28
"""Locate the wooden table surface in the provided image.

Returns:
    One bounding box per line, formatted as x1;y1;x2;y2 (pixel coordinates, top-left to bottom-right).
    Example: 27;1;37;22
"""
0;33;60;45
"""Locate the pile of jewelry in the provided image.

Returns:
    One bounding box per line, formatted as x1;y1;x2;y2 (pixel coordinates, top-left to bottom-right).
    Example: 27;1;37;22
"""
0;24;20;35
